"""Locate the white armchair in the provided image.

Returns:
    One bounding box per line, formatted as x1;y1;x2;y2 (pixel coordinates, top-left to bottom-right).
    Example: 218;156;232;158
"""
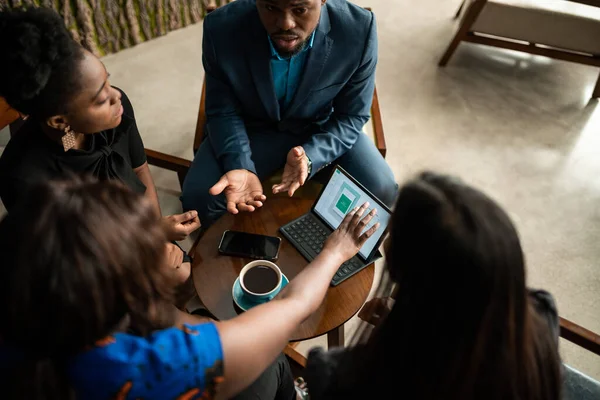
439;0;600;99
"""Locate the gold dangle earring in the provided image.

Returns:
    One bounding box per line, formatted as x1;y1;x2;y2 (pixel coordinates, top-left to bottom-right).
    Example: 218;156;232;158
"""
61;125;77;152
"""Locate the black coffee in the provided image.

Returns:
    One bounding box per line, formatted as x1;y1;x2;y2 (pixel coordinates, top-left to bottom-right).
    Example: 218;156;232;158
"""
243;265;279;294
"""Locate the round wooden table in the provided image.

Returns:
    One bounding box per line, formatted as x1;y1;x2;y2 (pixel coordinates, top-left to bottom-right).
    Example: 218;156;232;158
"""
192;197;375;345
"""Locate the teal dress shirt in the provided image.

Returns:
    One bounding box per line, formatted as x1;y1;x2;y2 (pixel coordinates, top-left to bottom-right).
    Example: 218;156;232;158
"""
268;32;316;111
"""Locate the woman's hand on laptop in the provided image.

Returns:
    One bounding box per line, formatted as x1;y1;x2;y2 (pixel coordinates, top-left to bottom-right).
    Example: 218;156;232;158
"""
323;202;380;263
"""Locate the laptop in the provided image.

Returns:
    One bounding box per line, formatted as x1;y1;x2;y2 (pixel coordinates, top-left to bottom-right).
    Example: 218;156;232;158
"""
280;165;392;286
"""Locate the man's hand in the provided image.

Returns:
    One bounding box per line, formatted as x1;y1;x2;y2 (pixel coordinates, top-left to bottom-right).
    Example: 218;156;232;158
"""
209;169;266;215
162;211;201;241
272;146;309;197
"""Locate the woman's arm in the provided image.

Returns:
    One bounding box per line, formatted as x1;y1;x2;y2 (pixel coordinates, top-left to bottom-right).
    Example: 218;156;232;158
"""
134;162;161;218
215;203;379;399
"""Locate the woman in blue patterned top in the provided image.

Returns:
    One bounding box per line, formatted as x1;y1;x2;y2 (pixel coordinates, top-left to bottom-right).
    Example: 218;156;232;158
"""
0;176;379;399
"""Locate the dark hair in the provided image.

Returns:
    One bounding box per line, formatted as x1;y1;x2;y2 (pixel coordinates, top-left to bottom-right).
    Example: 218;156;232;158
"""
0;177;174;399
0;7;84;120
326;172;561;400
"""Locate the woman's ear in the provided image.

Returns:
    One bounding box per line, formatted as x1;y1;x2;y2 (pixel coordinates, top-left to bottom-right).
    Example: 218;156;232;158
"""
46;115;69;131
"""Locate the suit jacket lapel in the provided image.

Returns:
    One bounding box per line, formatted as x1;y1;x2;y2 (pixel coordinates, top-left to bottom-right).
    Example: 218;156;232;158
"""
247;9;280;120
283;5;333;119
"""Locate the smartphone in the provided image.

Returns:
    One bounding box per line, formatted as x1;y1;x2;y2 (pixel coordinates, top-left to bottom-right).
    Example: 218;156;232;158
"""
218;230;282;261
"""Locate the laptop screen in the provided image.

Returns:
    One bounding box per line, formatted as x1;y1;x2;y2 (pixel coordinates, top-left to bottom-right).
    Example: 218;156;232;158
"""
313;167;392;260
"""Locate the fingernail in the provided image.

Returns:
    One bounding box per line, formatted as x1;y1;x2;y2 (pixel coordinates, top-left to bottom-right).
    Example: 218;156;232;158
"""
372;209;377;215
364;202;370;208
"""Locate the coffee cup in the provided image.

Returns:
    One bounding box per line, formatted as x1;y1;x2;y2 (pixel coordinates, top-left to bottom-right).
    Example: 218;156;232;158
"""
239;260;283;302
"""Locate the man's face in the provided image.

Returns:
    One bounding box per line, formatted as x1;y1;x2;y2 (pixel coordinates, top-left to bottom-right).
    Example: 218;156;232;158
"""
257;0;325;58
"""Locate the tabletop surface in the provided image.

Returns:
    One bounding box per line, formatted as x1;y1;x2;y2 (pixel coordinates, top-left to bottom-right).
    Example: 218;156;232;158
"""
192;197;375;341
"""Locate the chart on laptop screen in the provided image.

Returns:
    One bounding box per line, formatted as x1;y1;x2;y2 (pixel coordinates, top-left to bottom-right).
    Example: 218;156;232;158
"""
314;169;391;259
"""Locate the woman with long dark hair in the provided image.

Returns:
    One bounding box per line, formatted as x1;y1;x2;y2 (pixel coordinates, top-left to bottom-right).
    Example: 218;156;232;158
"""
0;177;379;399
303;172;562;400
0;7;200;282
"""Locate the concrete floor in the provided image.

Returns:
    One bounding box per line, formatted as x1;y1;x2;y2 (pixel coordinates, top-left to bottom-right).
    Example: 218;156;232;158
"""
2;0;598;380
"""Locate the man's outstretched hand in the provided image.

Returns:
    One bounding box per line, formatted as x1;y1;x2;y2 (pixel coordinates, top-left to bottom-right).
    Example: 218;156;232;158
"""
209;169;266;215
272;146;309;197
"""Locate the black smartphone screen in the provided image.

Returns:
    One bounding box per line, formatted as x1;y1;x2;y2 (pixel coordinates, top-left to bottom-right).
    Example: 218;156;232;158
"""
218;231;281;260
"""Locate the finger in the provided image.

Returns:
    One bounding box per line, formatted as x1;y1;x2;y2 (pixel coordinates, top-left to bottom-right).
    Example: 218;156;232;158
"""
272;183;288;194
183;218;201;233
340;206;358;231
288;181;301;197
272;181;290;191
354;208;377;236
246;200;263;208
351;202;370;227
293;146;304;158
299;169;307;186
171;210;198;223
238;203;255;212
209;177;229;196
274;179;291;188
252;193;267;202
188;216;201;227
226;201;239;214
357;222;381;247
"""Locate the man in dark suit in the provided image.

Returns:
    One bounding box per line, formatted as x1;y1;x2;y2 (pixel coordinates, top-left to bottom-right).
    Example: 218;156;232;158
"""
182;0;397;224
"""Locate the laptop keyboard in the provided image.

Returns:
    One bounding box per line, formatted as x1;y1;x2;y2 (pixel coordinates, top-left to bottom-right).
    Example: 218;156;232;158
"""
280;214;367;286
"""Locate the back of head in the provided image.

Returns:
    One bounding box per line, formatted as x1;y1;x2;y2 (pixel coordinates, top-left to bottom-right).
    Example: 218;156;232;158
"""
0;7;83;120
0;177;172;399
331;172;561;400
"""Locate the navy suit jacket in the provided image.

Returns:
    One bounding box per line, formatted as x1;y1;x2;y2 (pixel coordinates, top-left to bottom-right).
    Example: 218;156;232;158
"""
202;0;377;176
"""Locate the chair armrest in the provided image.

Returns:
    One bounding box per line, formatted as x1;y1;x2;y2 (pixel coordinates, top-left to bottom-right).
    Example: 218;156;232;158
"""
560;317;600;356
371;86;387;159
144;149;192;188
145;149;192;170
0;98;19;131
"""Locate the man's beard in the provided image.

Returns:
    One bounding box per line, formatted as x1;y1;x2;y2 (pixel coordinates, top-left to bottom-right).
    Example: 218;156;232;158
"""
272;28;315;58
275;36;310;58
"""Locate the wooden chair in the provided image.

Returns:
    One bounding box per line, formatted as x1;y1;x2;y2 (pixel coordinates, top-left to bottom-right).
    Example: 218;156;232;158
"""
440;0;600;99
